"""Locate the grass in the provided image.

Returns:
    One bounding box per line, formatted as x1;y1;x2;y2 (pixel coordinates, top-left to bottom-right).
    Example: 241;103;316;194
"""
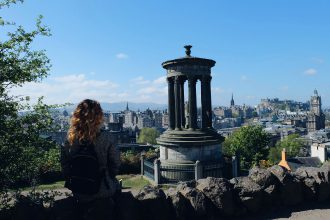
20;175;151;191
117;174;151;190
20;181;65;191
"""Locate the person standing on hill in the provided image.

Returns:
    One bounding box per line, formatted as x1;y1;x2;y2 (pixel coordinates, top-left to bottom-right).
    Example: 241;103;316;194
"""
61;99;121;219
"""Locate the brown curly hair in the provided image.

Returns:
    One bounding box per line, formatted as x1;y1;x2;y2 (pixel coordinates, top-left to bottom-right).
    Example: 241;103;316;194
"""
67;99;104;145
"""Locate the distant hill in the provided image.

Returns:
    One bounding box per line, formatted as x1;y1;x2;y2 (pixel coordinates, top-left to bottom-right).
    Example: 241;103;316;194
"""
62;102;167;113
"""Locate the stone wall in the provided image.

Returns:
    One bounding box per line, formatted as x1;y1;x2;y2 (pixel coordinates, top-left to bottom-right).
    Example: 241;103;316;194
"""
4;163;330;220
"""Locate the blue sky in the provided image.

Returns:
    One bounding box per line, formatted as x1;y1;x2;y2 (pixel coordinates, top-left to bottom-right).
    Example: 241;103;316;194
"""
4;0;330;107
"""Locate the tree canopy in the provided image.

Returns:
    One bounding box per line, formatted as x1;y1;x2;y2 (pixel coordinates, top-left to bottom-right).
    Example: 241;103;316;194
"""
223;125;270;169
0;0;61;190
137;128;160;145
268;134;305;164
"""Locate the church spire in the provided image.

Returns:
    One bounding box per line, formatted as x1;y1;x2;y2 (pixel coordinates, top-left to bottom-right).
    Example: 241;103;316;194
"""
230;93;235;107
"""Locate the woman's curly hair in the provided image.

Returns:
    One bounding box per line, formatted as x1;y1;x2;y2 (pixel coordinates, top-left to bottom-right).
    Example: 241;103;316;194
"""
67;99;104;145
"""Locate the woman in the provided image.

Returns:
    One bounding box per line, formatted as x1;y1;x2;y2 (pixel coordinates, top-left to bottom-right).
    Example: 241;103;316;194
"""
61;99;120;219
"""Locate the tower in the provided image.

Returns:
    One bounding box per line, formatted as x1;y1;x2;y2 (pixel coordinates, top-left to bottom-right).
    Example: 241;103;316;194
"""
230;93;235;107
311;89;321;116
157;45;224;182
307;89;325;132
126;102;129;111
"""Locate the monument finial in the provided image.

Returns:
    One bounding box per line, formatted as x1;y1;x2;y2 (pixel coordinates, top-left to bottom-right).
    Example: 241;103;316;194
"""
184;45;192;57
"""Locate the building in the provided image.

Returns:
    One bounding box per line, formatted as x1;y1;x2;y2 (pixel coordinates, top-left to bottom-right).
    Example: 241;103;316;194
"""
307;90;325;132
278;149;321;172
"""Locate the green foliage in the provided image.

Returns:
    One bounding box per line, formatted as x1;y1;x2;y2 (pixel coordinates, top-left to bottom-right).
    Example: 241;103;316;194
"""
0;1;62;190
120;150;140;174
222;125;270;169
137;127;160;145
268;134;305;164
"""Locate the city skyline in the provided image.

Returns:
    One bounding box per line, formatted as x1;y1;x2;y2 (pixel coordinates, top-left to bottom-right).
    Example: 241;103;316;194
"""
4;1;330;106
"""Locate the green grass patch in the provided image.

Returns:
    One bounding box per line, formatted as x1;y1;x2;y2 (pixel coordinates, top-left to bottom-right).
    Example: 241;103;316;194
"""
20;181;65;191
19;175;151;192
117;174;150;190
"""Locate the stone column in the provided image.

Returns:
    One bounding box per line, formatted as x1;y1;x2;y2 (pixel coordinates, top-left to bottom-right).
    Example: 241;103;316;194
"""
180;78;185;128
167;77;175;130
174;76;182;130
188;76;197;129
201;75;212;128
206;75;212;127
195;160;203;180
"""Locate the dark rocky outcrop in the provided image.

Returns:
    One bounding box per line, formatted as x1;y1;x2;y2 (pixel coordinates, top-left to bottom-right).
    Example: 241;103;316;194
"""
135;185;173;220
3;165;330;220
230;176;263;213
166;188;196;220
176;181;215;219
269;165;303;206
249;167;281;205
196;177;235;216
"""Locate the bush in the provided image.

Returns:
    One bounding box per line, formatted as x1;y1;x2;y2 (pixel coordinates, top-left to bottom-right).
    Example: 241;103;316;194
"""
119;151;140;174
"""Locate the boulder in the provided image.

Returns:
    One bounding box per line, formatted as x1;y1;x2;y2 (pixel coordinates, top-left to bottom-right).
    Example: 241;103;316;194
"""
249;167;277;188
196;177;235;216
166;187;195;220
135;185;173;220
12;195;47;220
176;182;214;219
249;167;281;205
115;192;142;220
230;176;263;213
268;165;303;206
294;167;330;202
51;197;75;220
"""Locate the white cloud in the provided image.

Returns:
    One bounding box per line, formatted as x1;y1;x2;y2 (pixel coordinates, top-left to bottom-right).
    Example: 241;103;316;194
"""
116;53;128;59
304;68;317;76
240;75;248;81
10;74;120;104
153;76;167;85
131;76;150;85
311;57;324;64
211;87;224;94
10;74;171;105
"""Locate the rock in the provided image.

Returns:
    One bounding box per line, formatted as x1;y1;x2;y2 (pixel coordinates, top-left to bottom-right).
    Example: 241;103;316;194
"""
12;195;47;220
135;185;173;220
294;167;330;202
249;167;277;188
196;177;235;216
294;167;319;201
166;187;195;220
177;182;214;219
51;197;75;220
230;176;263;213
269;165;303;206
115;192;142;220
176;180;197;191
249;167;281;205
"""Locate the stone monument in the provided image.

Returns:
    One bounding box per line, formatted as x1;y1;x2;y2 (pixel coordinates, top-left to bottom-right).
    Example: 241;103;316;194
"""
157;45;224;181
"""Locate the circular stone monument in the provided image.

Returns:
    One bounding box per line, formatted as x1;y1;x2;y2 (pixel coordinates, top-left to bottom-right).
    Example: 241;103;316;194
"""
156;45;224;181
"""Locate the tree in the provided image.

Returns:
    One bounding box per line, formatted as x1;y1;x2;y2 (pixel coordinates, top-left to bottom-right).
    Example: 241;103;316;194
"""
137;128;160;145
222;125;270;169
268;134;305;164
0;0;60;190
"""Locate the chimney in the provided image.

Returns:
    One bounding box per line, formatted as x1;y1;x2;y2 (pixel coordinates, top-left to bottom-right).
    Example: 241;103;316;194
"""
279;148;291;171
281;148;286;161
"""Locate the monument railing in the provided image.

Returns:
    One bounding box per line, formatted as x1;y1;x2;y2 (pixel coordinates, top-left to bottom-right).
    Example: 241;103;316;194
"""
141;157;224;185
159;162;196;184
